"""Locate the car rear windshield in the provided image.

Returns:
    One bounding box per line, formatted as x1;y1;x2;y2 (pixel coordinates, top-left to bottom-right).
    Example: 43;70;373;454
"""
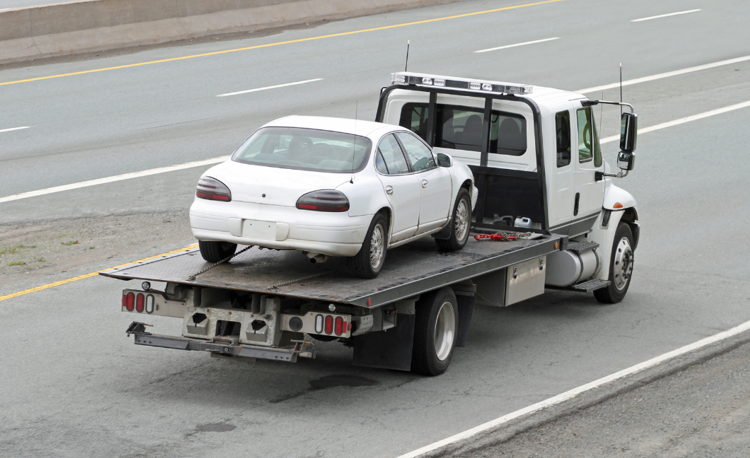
232;127;372;173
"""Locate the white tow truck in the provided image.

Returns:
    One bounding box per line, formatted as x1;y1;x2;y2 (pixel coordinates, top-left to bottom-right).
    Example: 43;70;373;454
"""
102;72;640;376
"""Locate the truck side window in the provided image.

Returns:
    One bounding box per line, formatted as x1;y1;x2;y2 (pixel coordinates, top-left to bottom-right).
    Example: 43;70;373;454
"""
555;111;571;167
490;113;527;156
576;108;602;166
395;132;436;172
377;134;410;174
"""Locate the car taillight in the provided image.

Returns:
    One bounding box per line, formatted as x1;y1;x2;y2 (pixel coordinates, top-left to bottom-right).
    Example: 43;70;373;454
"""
296;190;349;212
196;176;232;202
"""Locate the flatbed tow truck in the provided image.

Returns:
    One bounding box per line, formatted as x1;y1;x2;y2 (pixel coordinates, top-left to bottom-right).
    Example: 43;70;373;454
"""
102;73;640;376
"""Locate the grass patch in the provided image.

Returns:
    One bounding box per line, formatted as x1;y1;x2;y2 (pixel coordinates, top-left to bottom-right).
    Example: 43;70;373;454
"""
89;246;95;250
8;261;26;266
61;240;79;246
0;244;37;255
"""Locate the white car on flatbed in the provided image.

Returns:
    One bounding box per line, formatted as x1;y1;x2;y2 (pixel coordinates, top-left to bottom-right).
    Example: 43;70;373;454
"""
190;115;477;278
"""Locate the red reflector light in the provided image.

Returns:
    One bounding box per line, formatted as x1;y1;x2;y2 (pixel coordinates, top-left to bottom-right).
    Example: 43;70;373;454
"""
325;315;333;334
136;294;144;312
126;292;134;311
122;293;127;309
335;317;344;336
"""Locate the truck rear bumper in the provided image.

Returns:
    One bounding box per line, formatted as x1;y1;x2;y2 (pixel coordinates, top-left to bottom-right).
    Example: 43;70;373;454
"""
126;322;315;363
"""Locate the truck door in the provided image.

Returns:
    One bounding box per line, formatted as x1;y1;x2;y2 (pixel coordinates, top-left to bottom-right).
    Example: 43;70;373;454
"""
394;131;452;234
572;107;605;235
374;134;420;242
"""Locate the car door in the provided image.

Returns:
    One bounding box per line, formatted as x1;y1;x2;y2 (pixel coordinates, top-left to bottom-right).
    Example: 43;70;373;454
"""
394;132;452;234
374;134;421;243
572;107;605;236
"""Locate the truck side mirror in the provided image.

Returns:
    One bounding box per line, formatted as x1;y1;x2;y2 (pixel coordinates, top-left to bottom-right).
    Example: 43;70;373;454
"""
617;150;635;171
437;152;453;167
620;112;638;153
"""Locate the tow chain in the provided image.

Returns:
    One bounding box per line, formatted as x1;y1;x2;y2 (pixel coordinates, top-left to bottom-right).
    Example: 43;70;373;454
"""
186;245;254;281
474;232;543;242
271;271;331;289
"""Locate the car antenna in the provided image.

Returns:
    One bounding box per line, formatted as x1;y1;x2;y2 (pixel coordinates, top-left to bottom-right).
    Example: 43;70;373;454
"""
405;40;410;71
350;101;358;184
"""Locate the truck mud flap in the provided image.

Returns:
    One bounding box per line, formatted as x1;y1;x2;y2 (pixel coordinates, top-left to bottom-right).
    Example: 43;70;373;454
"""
126;321;313;363
352;314;415;372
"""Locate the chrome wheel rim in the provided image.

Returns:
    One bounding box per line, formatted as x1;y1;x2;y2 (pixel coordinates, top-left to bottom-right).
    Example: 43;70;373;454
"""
454;198;470;241
612;237;634;290
434;301;456;361
369;224;385;269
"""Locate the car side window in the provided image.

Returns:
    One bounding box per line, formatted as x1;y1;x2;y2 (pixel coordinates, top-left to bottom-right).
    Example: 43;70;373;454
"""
395;132;436;172
377;134;410;174
556;111;571;167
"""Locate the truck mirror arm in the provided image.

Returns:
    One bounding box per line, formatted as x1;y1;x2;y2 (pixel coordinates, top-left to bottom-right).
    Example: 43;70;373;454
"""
602;170;629;179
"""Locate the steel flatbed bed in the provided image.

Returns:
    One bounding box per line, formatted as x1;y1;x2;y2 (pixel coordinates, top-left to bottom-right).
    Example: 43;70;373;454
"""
101;233;563;308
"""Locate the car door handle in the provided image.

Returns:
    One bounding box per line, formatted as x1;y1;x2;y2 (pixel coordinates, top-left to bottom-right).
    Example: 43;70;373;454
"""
421;179;428;188
385;185;393;195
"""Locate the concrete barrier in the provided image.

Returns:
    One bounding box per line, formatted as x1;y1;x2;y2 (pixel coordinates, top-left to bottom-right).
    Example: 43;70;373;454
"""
0;0;465;65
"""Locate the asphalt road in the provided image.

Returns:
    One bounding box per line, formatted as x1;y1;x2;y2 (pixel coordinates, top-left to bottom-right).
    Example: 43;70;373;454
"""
1;0;750;457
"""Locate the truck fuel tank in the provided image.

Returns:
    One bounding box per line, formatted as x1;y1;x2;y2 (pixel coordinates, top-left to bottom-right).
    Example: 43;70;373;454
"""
545;242;601;287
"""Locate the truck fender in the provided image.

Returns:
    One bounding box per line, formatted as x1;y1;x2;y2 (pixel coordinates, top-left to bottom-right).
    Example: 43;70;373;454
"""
603;184;637;210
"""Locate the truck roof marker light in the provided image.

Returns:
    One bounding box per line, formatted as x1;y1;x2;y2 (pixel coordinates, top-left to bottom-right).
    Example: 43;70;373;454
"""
613;202;624;209
367;298;371;306
391;72;533;95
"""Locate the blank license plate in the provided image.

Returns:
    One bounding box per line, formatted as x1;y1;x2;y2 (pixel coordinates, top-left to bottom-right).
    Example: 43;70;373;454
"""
242;220;276;240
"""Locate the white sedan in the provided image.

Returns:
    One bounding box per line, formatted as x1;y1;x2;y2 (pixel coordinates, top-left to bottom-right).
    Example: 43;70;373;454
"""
190;116;477;278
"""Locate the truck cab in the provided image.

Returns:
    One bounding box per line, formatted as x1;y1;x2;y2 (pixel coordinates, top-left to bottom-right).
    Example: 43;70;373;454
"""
376;72;640;303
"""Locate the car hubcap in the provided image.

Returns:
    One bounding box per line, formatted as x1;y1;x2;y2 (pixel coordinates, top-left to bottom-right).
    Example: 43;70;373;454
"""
434;301;456;361
612;237;634;290
454;198;469;241
369;224;384;269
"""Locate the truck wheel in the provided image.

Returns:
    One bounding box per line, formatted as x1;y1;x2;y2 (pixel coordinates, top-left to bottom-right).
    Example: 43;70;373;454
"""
594;223;635;304
346;213;388;279
412;287;458;376
198;241;237;263
435;188;472;251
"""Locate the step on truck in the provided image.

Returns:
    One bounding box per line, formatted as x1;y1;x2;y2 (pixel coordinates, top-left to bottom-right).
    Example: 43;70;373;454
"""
103;72;640;376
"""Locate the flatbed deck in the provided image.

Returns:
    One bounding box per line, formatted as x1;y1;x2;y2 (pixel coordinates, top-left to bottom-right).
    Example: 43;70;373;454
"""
101;234;562;308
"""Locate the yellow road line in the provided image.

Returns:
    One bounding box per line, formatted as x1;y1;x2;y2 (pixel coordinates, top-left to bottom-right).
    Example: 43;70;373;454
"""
0;244;198;302
0;0;563;87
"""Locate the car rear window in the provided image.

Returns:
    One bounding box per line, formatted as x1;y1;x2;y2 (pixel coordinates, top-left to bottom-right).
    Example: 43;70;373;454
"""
232;127;372;173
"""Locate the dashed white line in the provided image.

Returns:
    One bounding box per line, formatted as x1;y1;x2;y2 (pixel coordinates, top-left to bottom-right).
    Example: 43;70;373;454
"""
217;78;323;97
474;37;559;53
0;156;229;204
632;9;701;22
576;55;750;94
0;126;30;134
398;317;750;458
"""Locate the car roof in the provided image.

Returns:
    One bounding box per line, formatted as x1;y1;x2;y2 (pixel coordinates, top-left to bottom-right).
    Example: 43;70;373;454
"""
263;115;400;138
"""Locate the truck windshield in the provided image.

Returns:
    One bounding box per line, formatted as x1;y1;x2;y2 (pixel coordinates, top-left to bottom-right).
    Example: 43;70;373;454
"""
232;127;372;173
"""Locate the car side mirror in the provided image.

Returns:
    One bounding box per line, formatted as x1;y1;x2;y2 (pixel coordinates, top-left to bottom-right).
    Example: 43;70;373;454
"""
437;152;453;167
617;150;635;171
620;112;637;153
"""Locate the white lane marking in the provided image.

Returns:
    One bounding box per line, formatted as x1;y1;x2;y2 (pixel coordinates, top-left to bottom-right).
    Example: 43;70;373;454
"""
0;126;30;134
474;37;559;53
398;318;750;458
217;78;323;97
576;55;750;94
599;100;750;144
0;156;229;204
632;9;701;22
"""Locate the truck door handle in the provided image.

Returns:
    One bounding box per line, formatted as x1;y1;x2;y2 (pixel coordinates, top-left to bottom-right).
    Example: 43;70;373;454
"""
574;192;580;216
421;179;428;188
385;185;393;195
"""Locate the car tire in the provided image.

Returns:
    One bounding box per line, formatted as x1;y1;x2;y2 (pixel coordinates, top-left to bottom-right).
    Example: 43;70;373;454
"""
346;213;388;279
411;287;458;376
435;188;472;251
594;223;635;304
198;241;238;263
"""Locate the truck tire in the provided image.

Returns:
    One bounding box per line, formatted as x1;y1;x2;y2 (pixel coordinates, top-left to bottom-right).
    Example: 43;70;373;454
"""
199;241;237;263
435;188;472;251
346;213;388;279
594;222;635;304
412;287;458;376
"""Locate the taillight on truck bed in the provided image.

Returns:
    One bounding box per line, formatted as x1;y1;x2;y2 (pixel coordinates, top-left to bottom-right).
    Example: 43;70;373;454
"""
122;292;155;314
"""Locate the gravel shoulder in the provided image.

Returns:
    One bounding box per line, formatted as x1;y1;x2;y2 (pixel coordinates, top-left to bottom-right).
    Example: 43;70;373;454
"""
0;211;194;295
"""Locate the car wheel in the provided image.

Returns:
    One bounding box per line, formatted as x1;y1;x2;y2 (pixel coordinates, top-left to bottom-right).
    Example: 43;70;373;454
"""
435;188;472;251
198;241;238;263
411;287;458;376
594;223;635;304
346;213;388;279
